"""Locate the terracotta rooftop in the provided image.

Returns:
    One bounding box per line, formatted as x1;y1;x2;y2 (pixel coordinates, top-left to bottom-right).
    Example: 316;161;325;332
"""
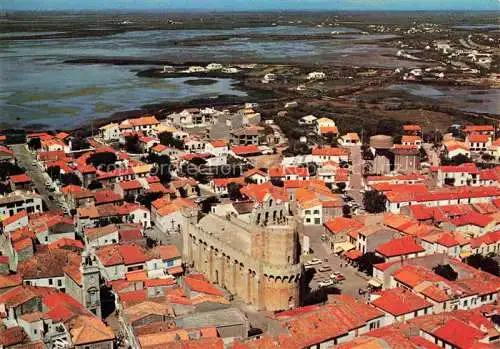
10;173;32;184
375;236;425;258
371;287;432;316
184;275;224;297
18;249;78;279
312;146;348;156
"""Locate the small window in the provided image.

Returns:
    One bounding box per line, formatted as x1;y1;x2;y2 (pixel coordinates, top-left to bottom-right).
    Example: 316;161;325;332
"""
49;279;53;285
57;280;62;287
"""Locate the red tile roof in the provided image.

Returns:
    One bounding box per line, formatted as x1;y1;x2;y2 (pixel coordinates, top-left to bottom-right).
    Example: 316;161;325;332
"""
269;167;309;178
119;229;143;242
212;177;246;187
240;182;288;203
0;326;27;347
119;180;143;191
150;245;181;261
184;275;224;297
401;135;422;143
319;126;339;134
119;289;147;304
470;230;500;249
144;278;176;288
210;139;228;148
48;238;84;251
231;145;261;156
451;211;493;228
371;287;432;316
128;115;159;127
344;249;363;260
96;244;147;267
94;189;123;205
9;173;32;184
402;124;422;131
55;132;70;140
2;210;27;227
13;237;33;252
434;318;486;349
464;125;494;132
468;134;490;143
312;147;348;156
433;163;478;173
324;217;364;234
375;236;424;258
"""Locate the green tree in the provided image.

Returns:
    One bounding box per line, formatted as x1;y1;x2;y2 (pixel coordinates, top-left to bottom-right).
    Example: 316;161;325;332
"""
363;191;387;213
441;154;471;166
124;135;141;154
335;182;346;193
466;254;500;276
71;137;90;151
87;152;117;171
482;153;495;162
88;180;103;190
61;173;82;186
28;138;41;151
433;264;458;281
227;182;242;201
137;192;164;209
0;162;24;181
47;165;61;182
201;196;220;214
357;252;385;275
159;132;184;150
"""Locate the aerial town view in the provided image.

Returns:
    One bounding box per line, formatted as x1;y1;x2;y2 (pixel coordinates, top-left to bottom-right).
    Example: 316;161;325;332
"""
0;0;499;348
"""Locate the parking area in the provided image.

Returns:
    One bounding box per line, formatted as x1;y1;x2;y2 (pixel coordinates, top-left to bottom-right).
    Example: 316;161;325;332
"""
11;144;64;212
305;228;370;299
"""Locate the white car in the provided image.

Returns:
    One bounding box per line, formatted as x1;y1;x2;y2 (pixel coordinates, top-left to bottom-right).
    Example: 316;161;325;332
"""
318;266;332;273
304;258;321;268
305;258;322;266
318;280;335;288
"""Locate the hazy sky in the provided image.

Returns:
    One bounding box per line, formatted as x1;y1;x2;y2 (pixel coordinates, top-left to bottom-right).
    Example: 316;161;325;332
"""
1;0;498;11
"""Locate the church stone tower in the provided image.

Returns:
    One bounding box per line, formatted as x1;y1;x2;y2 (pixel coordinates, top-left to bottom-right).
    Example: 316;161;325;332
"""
82;254;102;318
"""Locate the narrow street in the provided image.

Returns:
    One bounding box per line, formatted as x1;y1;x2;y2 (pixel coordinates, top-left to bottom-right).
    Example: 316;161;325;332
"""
10;144;60;211
423;143;440;167
307;232;370;298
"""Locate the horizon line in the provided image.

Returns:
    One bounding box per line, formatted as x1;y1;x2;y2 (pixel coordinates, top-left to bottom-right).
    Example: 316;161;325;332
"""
2;9;499;13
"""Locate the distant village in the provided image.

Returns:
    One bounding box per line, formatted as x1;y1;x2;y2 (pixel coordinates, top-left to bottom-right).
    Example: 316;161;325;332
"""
0;100;499;349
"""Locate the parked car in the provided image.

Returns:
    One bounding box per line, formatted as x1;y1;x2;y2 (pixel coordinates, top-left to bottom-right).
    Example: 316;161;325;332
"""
318;280;335;288
330;272;345;281
318;266;332;272
305;258;322;266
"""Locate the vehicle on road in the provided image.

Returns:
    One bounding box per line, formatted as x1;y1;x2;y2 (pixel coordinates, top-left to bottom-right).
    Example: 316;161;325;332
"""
318;280;335;288
318;266;332;272
330;272;345;281
305;258;322;266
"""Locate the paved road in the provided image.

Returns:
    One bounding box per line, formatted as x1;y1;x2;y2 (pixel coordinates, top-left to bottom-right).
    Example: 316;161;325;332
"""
144;225;183;251
348;145;364;190
11;144;60;211
307;229;369;299
423;143;440;167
